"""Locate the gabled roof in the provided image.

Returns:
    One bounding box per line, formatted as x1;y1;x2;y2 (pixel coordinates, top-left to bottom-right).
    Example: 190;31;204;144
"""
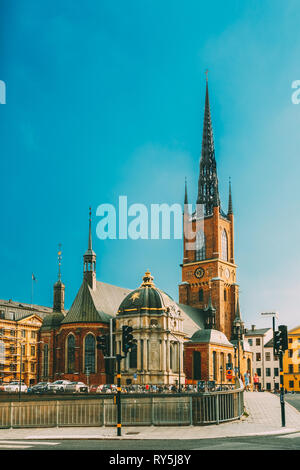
61;280;131;325
244;328;271;337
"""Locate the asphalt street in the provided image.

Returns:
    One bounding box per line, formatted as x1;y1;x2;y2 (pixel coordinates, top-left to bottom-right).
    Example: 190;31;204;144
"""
0;432;300;451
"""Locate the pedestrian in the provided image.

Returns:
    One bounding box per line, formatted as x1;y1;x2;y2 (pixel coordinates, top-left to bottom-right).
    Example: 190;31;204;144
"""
244;371;250;391
253;373;259;391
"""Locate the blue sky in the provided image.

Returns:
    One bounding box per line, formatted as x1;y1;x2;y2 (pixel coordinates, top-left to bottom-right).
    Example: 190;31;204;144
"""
0;0;300;329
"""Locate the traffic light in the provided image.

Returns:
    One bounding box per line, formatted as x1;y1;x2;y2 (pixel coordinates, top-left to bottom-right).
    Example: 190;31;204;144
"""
96;334;109;356
274;325;288;355
122;325;134;354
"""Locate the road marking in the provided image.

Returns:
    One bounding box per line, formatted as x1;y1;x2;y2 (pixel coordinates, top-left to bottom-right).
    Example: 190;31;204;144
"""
0;440;59;446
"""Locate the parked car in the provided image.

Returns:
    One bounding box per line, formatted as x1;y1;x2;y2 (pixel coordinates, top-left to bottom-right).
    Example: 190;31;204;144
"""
27;382;51;394
100;384;117;394
48;380;74;393
5;381;28;393
88;384;100;393
71;382;89;393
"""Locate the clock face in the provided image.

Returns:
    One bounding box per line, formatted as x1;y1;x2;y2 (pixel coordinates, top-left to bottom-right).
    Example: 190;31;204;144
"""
225;268;230;279
194;267;205;279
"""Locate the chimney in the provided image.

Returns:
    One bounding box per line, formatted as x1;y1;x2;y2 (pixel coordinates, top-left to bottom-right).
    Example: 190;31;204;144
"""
251;325;256;331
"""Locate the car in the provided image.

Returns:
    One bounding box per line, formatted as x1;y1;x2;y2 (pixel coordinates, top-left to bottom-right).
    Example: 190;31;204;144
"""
27;382;51;394
47;380;74;393
5;381;28;393
71;382;89;393
88;384;100;393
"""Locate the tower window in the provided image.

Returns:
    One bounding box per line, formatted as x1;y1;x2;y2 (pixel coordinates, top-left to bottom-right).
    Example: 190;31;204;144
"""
199;289;204;302
221;230;228;261
224;289;227;301
195;231;206;261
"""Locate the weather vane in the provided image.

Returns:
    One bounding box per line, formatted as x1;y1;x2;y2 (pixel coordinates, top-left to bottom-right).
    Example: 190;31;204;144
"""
58;243;62;281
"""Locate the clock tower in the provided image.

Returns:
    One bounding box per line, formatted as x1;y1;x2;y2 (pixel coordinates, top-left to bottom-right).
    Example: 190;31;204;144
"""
179;79;239;341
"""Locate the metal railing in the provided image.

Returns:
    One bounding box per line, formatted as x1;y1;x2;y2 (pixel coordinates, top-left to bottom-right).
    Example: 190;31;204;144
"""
0;388;244;428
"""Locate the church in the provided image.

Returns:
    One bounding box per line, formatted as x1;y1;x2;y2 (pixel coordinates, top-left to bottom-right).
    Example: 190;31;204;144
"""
37;79;252;387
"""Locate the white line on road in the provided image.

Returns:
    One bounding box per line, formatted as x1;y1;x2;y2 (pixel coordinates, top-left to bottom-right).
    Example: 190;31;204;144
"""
0;440;59;446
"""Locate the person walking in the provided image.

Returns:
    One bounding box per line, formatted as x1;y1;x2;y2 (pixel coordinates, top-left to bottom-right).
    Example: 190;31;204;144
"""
244;371;250;391
253;372;259;391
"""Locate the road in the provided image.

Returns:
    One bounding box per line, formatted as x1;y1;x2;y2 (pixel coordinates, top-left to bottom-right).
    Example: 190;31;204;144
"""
285;394;300;413
0;433;300;451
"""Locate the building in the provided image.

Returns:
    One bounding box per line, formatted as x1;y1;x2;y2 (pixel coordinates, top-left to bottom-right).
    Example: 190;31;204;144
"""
32;79;252;387
283;325;300;392
0;300;52;385
244;325;280;391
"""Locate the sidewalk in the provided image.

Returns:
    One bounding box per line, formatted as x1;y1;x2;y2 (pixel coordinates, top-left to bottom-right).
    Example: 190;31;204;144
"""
0;392;299;440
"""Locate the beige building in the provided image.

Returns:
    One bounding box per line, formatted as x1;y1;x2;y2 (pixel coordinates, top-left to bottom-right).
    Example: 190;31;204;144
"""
0;299;52;385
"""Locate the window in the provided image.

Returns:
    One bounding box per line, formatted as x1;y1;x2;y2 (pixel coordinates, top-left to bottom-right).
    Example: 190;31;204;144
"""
21;330;26;338
288;338;292;344
0;310;4;319
10;330;15;336
213;351;217;380
199;289;204;302
221;230;228;261
84;334;96;374
31;346;35;356
256;353;261;361
256;368;261;377
195;231;205;261
275;383;279;390
289;381;294;388
43;344;49;378
248;339;253;346
266;383;271;391
256;338;261;346
288;364;293;373
265;352;271;361
224;289;227;301
21;345;25;355
288;349;293;358
67;335;75;374
193;351;201;380
266;368;271;377
31;331;36;339
30;363;35;372
274;368;279;377
129;343;137;369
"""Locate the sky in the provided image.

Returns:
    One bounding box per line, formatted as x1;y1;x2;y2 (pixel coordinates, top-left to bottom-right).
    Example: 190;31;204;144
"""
0;0;300;330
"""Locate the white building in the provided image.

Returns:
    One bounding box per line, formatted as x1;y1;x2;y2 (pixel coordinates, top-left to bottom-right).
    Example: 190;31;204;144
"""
244;325;280;391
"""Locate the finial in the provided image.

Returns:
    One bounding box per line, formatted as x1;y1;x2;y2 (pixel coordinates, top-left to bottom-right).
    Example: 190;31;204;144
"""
205;69;209;83
140;270;155;287
88;206;92;250
57;243;62;281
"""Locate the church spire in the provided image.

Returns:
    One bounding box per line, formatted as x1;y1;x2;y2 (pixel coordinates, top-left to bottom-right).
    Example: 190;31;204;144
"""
53;244;65;312
228;177;233;215
83;207;96;290
197;75;220;215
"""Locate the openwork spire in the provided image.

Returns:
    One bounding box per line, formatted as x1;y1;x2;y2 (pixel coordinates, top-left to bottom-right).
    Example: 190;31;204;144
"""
228;177;233;215
197;76;220;215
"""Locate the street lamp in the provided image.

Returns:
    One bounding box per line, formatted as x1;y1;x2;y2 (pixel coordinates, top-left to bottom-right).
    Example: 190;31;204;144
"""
166;329;182;392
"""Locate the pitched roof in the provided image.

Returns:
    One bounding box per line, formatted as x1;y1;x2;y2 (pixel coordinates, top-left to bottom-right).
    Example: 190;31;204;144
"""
61;280;131;325
244;328;271;336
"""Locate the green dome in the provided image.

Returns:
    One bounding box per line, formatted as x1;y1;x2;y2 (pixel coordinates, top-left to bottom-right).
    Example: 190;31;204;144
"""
117;271;176;316
41;312;64;330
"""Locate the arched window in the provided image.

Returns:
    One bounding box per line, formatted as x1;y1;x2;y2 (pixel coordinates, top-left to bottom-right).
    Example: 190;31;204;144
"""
129;343;137;369
221;230;228;261
213;351;217;381
43;344;49;378
67;335;75;373
84;334;95;374
227;353;232;369
195;231;205;261
193;351;201;380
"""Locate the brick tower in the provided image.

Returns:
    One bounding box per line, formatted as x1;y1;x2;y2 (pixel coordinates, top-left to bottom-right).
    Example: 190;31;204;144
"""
179;78;239;341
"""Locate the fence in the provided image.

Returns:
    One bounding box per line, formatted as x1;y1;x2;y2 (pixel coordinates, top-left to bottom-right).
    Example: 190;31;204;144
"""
0;388;244;428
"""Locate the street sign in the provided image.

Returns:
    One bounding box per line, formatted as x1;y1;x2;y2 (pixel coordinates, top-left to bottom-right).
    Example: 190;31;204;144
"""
226;369;233;380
